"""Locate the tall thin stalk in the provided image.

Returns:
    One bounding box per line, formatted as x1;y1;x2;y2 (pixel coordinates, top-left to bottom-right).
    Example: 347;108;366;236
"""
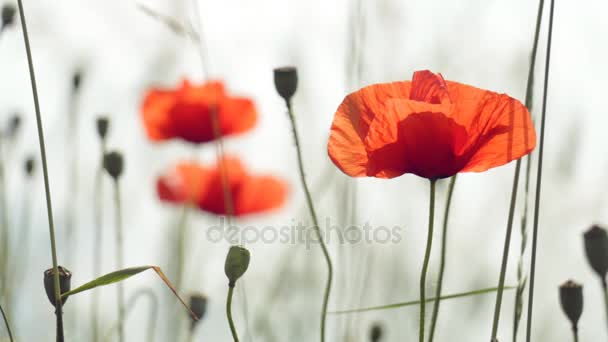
525;0;555;340
92;138;107;342
286;101;333;342
0;136;9;300
419;179;437;342
0;301;13;342
227;285;239;342
428;175;457;342
489;1;545;340
112;179;126;342
15;0;64;340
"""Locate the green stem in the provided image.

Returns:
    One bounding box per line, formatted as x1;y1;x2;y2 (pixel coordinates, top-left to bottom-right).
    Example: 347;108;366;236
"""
92;139;107;342
175;205;189;292
419;179;436;342
428;176;456;342
572;325;579;342
525;0;555;340
0;301;13;342
0;136;8;300
602;279;608;330
227;285;239;342
113;179;125;342
103;287;159;342
286;101;333;342
15;1;63;340
490;160;522;341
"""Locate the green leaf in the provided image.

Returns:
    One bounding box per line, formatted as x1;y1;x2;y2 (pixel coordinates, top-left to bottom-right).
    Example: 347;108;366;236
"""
329;286;515;314
61;265;197;320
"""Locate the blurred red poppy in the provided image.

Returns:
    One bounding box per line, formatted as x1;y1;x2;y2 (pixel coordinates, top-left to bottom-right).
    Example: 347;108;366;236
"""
157;157;287;216
142;80;257;143
328;70;536;179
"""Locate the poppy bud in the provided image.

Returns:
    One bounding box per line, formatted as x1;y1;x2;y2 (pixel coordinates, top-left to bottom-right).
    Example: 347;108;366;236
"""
370;322;383;342
7;113;20;138
583;225;608;280
43;266;72;308
189;293;208;330
103;151;124;179
559;280;583;330
24;155;35;177
273;67;298;103
72;70;83;92
96;116;109;140
224;245;250;287
1;4;15;30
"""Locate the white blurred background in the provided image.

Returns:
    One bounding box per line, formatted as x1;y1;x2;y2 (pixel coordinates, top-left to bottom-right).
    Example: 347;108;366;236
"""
0;0;606;340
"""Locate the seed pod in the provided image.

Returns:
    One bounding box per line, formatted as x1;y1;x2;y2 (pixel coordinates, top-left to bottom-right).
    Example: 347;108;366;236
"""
96;116;109;140
273;67;298;103
24;156;35;176
583;225;608;279
559;280;583;330
224;245;250;287
103;151;124;179
43;266;72;308
189;293;208;330
370;322;383;342
1;4;16;30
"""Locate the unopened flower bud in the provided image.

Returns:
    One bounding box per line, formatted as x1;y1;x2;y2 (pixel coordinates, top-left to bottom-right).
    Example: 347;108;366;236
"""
370;322;383;342
583;225;608;280
273;67;298;103
72;70;83;91
24;156;35;177
96;116;109;140
103;151;124;179
189;293;208;330
224;245;250;287
7;113;21;138
559;280;583;330
1;4;16;30
43;266;72;308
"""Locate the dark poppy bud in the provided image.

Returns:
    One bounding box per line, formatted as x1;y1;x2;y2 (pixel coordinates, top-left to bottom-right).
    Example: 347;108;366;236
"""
96;116;109;140
370;322;383;342
103;151;124;179
1;4;16;30
24;155;35;176
224;245;250;287
583;225;608;280
72;70;83;91
559;280;583;330
43;266;72;308
273;67;298;103
7;113;21;139
189;293;208;330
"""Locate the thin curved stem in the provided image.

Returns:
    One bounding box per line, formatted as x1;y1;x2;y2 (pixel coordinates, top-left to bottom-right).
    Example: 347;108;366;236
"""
103;287;159;342
572;325;579;342
227;285;239;342
15;1;63;340
428;176;457;342
419;179;436;342
0;136;9;300
602;279;608;330
525;0;555;340
0;302;13;342
113;179;125;342
92;139;107;342
286;101;333;342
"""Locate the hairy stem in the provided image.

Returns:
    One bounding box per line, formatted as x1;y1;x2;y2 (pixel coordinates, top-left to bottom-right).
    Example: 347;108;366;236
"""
428;176;457;342
227;285;239;342
286;101;333;342
419;180;436;342
15;1;63;340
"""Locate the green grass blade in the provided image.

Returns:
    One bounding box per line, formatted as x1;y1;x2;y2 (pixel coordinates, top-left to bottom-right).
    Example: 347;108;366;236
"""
329;286;515;314
61;265;197;320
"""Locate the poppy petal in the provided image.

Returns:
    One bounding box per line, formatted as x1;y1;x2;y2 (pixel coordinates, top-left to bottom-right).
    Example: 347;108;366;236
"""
157;162;209;204
219;97;257;136
234;175;288;215
142;89;178;141
410;70;450;104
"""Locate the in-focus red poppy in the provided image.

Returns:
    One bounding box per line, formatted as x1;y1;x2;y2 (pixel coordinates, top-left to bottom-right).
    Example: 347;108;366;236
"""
157;157;287;216
328;70;536;179
142;80;257;144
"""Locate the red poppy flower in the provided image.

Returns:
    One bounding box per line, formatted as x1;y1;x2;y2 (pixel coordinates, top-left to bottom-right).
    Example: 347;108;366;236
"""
328;70;536;179
157;157;287;216
142;80;257;143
